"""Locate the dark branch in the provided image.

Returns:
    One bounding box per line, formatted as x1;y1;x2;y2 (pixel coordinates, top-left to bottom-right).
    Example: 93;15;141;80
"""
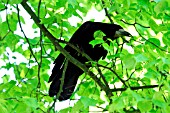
20;0;111;99
111;85;161;92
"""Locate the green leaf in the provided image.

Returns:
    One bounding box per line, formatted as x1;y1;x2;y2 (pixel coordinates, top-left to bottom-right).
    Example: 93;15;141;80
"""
77;82;93;96
98;60;109;65
15;102;28;113
20;69;25;78
0;99;8;113
144;68;159;79
55;0;67;8
103;71;114;82
41;16;56;24
138;0;149;8
8;12;18;31
8;0;22;4
154;0;169;15
0;22;9;37
134;53;148;62
89;30;106;47
146;38;161;46
130;89;143;102
60;107;72;113
152;92;166;107
162;31;170;46
41;73;49;82
4;33;20;51
109;97;125;112
136;11;150;27
138;100;152;112
27;79;38;89
68;0;77;7
93;30;105;38
80;96;97;108
23;97;38;109
135;24;148;35
89;38;104;47
71;101;83;113
149;19;159;34
2;75;10;83
28;37;39;45
107;53;120;60
122;55;136;70
0;3;5;11
125;10;137;24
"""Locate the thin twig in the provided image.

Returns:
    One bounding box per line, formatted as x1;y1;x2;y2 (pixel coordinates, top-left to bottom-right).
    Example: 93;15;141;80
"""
101;0;113;23
98;64;127;87
16;5;40;66
111;85;161;92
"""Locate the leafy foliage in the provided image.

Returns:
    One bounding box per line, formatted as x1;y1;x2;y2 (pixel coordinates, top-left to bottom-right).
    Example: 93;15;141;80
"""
0;0;170;112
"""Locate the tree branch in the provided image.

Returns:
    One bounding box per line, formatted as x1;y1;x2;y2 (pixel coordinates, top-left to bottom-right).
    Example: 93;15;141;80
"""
20;0;112;99
111;85;161;92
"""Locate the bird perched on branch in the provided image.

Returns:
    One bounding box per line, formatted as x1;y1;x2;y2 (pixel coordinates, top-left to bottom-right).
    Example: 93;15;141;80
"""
48;21;131;101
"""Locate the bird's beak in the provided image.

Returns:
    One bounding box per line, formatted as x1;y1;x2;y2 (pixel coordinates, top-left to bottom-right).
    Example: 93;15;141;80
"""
115;29;131;37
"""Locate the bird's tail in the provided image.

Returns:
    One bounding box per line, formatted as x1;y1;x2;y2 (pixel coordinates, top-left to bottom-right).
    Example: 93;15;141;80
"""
49;56;83;100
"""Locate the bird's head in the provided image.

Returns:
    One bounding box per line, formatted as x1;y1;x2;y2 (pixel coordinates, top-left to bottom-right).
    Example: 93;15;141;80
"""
114;28;131;38
101;24;131;39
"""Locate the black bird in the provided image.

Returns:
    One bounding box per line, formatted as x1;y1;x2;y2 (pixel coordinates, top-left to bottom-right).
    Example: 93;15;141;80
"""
48;21;131;101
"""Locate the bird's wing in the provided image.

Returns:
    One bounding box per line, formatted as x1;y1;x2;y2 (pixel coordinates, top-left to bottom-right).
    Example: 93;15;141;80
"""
48;54;65;83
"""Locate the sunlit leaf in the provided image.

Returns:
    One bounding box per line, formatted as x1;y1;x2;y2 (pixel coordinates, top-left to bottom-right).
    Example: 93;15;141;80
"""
23;97;38;109
138;100;152;112
134;53;148;62
89;38;104;47
147;38;161;46
152;92;166;107
122;55;136;70
80;96;98;108
109;97;125;112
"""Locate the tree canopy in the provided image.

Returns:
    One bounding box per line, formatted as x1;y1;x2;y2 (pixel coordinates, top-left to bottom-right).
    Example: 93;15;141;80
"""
0;0;170;112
